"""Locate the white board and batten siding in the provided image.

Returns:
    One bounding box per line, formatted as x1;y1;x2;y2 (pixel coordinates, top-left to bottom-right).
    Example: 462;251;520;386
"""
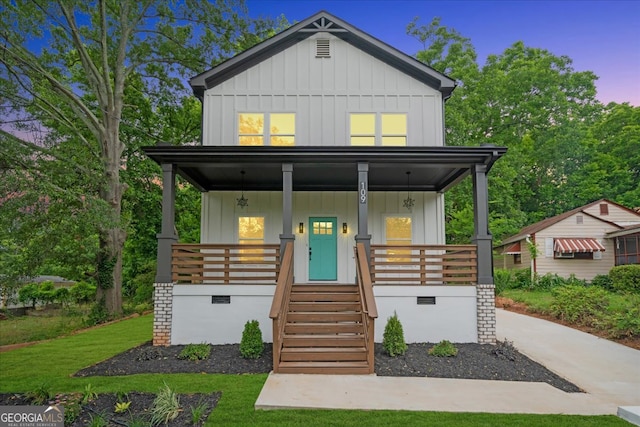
535;213;619;280
201;191;445;283
202;33;444;147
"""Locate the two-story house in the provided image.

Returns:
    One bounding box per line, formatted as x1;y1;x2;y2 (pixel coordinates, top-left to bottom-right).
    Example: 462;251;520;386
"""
144;11;506;374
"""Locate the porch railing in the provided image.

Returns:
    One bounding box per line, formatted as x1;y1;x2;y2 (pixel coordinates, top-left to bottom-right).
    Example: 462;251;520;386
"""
370;244;477;285
355;243;378;373
171;244;280;284
269;241;294;373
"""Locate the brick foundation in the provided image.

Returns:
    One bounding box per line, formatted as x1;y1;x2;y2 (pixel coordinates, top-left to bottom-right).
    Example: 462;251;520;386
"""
153;282;174;346
476;283;496;344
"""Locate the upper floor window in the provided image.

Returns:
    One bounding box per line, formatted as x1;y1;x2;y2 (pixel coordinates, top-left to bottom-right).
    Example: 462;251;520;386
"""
350;113;407;146
239;113;295;146
600;203;609;215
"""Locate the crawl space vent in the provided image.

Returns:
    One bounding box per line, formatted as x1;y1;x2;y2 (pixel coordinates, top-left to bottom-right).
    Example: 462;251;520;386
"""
417;296;436;305
211;295;231;304
316;39;330;58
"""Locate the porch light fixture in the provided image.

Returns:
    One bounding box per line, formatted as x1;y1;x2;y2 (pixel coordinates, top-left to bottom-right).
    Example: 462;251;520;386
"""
342;222;348;234
403;171;415;212
236;170;249;209
299;222;304;233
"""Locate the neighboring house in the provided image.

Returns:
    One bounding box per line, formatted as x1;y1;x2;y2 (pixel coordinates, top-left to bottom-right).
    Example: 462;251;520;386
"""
144;11;506;373
0;275;75;309
494;199;640;281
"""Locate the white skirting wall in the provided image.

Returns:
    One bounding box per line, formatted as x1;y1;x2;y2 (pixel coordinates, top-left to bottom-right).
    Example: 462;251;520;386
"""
373;286;478;343
167;284;480;345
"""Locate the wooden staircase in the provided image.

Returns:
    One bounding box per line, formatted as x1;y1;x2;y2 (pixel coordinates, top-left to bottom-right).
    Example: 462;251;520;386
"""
276;284;371;374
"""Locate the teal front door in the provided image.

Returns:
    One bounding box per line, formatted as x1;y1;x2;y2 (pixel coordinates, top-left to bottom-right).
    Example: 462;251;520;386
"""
309;217;338;281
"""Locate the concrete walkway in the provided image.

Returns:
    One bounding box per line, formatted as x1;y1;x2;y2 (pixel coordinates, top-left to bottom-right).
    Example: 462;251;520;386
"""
255;309;640;417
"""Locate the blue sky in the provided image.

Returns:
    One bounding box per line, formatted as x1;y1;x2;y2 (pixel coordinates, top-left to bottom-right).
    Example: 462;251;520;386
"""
246;0;640;106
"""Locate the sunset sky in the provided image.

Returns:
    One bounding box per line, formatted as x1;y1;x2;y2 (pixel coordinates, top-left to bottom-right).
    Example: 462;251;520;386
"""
246;0;640;106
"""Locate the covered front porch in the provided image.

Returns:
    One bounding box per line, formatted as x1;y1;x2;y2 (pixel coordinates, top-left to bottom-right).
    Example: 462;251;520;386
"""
144;145;506;372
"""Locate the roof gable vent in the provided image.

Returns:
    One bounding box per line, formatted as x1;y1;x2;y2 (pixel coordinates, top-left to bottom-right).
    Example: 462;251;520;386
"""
316;39;330;58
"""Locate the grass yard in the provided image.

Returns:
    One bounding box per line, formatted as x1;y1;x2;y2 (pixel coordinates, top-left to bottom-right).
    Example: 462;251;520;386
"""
0;309;87;346
0;314;629;426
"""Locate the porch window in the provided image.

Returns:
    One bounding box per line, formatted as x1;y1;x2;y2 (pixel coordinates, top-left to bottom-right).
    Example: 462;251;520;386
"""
238;113;295;146
238;216;265;261
350;113;407;146
385;216;412;261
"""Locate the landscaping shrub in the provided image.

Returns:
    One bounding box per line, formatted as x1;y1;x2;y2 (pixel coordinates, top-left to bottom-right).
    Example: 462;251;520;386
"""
590;274;614;291
240;320;264;359
70;281;96;305
535;273;567;291
601;297;640;338
151;383;181;426
550;285;610;324
178;343;211;361
428;340;458;357
18;283;39;308
37;281;56;305
514;268;532;289
54;287;70;306
494;269;516;294
85;299;111;326
382;311;407;356
609;265;640;294
131;267;156;304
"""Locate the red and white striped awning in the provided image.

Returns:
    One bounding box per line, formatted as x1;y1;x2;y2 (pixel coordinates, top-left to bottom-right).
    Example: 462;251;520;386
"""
502;242;521;255
554;238;605;253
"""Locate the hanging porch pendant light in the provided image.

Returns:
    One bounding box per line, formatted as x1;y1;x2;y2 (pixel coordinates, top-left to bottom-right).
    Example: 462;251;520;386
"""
403;171;415;212
237;170;249;209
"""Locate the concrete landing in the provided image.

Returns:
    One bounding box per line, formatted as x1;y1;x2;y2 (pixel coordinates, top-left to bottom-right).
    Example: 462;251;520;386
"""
618;406;640;426
255;374;615;415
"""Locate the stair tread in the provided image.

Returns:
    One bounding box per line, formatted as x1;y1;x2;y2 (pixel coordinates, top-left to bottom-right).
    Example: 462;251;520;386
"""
279;361;369;367
281;347;366;353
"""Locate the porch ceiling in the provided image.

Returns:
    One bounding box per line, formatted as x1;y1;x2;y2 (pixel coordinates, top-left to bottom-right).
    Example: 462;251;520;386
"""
143;145;506;192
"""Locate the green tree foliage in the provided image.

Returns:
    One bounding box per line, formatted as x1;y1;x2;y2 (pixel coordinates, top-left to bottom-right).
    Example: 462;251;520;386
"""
0;1;286;315
408;18;640;243
382;312;407;356
240;320;264;359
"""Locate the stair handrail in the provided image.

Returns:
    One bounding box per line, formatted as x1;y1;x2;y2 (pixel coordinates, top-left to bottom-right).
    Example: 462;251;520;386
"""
269;241;294;373
355;243;378;373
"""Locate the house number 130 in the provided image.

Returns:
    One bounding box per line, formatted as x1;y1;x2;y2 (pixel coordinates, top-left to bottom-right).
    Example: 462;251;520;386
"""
359;182;367;204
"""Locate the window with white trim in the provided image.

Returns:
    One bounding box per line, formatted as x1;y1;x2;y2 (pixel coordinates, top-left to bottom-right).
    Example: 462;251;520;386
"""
238;113;295;146
350;113;407;146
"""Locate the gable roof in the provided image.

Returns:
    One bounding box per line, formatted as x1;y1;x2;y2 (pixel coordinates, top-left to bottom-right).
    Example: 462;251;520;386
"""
498;199;639;246
189;10;456;99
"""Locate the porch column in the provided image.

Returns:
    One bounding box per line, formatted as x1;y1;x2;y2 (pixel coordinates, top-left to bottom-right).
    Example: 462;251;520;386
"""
154;163;177;346
156;163;177;283
279;163;295;255
355;162;371;262
472;163;496;344
471;164;493;284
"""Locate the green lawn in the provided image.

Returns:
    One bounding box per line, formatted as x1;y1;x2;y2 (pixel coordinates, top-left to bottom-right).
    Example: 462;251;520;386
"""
0;314;629;426
0;309;87;346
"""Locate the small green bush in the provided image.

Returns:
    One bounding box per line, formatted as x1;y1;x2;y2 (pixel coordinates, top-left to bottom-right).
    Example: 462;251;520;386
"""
178;343;211;361
550;285;610;324
37;281;56;305
151;383;181;426
602;299;640;338
494;269;516;295
18;283;39;308
609;265;640;294
240;320;263;359
514;268;533;289
428;340;458;357
382;311;407;356
69;281;96;305
536;273;567;291
85;299;111;326
590;274;614;291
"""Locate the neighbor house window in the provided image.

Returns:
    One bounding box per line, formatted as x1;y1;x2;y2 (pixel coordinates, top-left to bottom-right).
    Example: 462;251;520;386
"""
385;216;412;261
513;254;522;264
600;203;609;215
616;235;639;265
350;113;407;146
239;113;295;146
238;216;265;261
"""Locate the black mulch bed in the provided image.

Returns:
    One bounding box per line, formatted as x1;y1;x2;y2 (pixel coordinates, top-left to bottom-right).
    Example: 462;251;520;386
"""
75;340;581;393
